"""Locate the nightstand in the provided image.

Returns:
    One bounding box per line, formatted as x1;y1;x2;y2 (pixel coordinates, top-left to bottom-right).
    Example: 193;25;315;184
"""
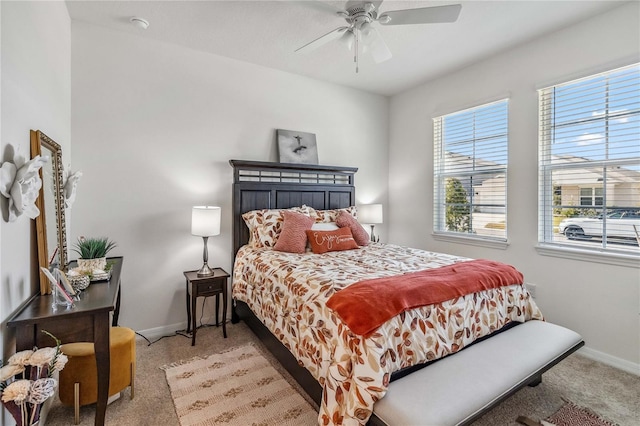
184;268;230;345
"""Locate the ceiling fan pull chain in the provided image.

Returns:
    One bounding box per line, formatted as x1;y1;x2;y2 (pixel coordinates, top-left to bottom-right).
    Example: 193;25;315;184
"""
355;28;359;73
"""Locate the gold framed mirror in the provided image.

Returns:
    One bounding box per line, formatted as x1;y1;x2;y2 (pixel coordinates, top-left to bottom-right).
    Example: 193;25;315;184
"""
31;130;67;294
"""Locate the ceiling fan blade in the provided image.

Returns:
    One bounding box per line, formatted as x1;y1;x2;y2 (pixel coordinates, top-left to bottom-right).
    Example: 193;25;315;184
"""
367;27;392;64
379;4;462;26
295;26;349;54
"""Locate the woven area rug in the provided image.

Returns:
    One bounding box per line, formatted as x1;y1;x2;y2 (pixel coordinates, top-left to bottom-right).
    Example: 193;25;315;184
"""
544;400;618;426
161;344;317;426
518;399;618;426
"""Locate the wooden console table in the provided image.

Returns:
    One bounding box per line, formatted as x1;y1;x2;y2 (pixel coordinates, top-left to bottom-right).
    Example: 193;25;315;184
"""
7;256;123;426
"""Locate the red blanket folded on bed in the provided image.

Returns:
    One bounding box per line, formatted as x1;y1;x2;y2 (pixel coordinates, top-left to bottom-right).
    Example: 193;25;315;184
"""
326;259;524;337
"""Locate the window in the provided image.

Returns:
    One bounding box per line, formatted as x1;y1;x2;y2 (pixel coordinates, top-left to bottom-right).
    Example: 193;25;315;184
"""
579;187;603;206
538;64;640;256
433;100;508;241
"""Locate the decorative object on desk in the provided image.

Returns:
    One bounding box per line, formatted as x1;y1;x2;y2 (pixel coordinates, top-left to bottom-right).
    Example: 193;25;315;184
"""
277;129;319;164
72;236;117;271
66;271;90;292
191;206;221;276
358;203;383;242
0;150;48;223
62;166;82;209
0;330;68;426
68;258;114;284
40;268;74;308
57;270;77;297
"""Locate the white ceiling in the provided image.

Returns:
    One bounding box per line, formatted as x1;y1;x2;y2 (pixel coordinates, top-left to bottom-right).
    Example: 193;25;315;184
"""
65;0;627;96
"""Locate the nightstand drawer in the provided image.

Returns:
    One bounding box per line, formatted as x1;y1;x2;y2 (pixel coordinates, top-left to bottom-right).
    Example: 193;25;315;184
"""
196;281;223;295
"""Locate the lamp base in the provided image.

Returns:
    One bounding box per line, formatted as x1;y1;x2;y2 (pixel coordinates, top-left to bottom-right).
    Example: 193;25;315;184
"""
197;263;214;277
370;224;379;243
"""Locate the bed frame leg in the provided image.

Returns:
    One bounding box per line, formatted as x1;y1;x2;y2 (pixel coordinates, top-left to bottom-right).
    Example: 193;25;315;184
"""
528;374;542;387
231;301;240;324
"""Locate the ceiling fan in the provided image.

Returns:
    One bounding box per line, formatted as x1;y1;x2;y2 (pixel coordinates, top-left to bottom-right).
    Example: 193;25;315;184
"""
295;1;462;73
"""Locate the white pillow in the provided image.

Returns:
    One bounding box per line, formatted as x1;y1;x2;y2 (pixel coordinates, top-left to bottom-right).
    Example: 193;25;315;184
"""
311;222;339;231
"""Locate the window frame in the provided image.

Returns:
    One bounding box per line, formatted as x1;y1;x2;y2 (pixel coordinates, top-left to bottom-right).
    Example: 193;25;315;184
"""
433;99;509;245
537;63;640;264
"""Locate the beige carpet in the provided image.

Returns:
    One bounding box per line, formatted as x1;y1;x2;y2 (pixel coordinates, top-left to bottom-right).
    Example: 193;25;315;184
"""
42;321;639;426
161;344;317;425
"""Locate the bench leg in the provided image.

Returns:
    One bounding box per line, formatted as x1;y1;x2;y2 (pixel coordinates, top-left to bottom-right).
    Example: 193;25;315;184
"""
528;374;542;387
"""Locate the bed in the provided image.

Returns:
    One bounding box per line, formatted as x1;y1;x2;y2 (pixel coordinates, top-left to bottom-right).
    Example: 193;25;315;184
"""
229;160;545;425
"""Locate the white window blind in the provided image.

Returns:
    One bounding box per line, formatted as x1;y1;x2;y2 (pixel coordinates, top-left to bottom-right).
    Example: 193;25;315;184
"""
434;100;508;240
538;63;640;255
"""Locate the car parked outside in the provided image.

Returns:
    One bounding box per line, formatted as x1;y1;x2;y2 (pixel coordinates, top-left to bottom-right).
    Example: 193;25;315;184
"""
559;210;640;240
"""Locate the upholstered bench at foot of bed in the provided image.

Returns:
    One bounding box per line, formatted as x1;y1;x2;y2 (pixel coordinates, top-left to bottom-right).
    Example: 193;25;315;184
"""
372;320;584;426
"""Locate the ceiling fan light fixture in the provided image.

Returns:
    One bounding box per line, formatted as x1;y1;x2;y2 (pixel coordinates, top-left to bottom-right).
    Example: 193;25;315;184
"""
359;22;376;45
295;1;462;72
339;29;355;51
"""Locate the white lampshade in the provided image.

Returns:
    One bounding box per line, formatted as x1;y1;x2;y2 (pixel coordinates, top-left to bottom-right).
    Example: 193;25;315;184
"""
358;204;383;224
191;206;221;237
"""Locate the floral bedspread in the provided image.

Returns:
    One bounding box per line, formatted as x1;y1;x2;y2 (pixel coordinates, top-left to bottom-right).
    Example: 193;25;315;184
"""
232;243;544;425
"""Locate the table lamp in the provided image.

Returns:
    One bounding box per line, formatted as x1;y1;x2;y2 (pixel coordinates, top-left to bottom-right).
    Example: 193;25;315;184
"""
358;204;383;242
191;206;221;276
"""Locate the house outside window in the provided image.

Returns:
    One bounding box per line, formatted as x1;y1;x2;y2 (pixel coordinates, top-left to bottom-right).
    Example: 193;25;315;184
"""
538;64;640;256
433;99;508;241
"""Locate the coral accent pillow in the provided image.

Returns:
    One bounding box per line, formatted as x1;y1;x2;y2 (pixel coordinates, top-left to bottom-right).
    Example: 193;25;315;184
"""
336;211;369;246
274;211;315;253
242;206;314;248
306;227;359;254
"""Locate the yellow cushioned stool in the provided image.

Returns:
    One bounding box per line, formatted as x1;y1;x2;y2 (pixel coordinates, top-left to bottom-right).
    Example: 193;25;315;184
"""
59;326;136;424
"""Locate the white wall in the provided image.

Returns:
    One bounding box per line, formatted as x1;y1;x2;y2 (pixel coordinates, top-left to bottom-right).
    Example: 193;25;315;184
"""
1;1;70;424
388;2;640;371
71;22;389;335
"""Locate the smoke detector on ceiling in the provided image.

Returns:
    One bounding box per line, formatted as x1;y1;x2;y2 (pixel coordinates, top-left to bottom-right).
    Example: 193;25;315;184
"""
130;17;149;30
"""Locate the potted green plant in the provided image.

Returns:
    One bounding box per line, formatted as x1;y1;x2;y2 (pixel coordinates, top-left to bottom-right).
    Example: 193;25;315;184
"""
72;236;117;272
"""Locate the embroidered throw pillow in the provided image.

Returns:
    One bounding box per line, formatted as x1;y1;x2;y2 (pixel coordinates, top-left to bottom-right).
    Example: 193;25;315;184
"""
306;227;359;254
274;211;315;253
336;211;369;246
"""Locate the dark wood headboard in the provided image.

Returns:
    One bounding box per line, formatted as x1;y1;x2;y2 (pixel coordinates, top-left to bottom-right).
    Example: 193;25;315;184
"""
230;160;358;255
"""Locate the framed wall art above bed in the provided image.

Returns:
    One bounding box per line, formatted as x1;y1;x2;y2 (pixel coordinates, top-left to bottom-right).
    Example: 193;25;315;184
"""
276;129;319;165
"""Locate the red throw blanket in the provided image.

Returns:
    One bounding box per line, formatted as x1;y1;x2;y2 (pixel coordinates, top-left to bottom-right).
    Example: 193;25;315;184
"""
326;259;524;337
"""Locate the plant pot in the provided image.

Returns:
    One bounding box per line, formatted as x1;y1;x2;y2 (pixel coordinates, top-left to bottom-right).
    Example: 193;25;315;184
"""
77;257;107;271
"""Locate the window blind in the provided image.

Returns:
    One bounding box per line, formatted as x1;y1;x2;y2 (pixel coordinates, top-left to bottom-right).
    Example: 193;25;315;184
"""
538;63;640;254
434;99;509;240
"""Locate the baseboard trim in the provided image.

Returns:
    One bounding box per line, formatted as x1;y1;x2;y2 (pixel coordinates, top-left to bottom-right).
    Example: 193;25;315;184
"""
578;346;640;376
136;314;219;341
